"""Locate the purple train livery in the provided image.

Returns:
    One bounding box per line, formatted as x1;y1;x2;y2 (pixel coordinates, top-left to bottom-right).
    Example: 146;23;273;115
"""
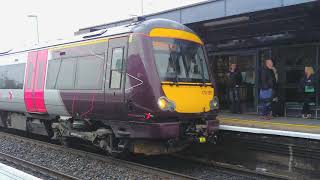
0;18;219;155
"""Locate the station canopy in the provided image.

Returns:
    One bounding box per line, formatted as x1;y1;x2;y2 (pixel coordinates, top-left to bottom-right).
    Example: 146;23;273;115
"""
76;0;320;51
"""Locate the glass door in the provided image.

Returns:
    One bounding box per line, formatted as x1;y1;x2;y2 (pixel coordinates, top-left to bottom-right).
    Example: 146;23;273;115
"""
210;51;257;114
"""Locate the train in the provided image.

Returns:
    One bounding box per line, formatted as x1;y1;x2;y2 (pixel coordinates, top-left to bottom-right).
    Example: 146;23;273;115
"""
0;18;219;155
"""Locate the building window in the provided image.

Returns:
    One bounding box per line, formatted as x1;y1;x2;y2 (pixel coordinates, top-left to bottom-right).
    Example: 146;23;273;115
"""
285;69;304;84
0;64;25;89
109;47;124;89
273;45;317;103
75;55;104;89
281;46;316;66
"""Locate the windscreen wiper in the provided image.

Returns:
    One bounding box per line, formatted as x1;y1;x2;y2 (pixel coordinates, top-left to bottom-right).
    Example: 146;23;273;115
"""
169;51;179;86
174;72;179;86
199;58;207;86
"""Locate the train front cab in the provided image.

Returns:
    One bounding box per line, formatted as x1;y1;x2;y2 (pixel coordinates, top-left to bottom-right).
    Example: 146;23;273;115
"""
120;25;219;155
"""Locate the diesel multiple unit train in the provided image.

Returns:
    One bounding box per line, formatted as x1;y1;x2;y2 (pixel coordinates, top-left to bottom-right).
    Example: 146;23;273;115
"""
0;18;219;155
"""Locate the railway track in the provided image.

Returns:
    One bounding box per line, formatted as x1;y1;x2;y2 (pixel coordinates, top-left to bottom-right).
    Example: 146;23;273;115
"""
0;151;79;180
0;130;293;179
171;154;290;180
0;131;197;180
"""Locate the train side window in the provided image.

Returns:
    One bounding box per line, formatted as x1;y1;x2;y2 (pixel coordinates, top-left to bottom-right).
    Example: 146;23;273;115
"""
109;47;124;89
46;58;76;89
46;60;60;89
75;54;104;89
50;42;108;59
13;64;26;89
57;58;76;89
0;64;25;89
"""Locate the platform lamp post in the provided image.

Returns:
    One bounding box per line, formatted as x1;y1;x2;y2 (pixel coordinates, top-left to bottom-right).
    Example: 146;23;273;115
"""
27;15;40;44
141;0;144;15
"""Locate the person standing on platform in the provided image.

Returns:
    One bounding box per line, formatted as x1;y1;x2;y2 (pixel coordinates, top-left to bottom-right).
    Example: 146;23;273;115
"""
299;66;316;119
227;63;242;113
260;59;277;120
271;66;282;117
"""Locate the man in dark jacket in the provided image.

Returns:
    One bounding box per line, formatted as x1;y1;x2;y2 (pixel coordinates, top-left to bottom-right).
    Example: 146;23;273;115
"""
227;64;242;113
260;59;276;119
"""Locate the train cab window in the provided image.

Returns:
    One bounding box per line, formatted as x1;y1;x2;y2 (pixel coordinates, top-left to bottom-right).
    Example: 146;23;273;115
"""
153;39;210;83
109;47;124;89
75;55;104;89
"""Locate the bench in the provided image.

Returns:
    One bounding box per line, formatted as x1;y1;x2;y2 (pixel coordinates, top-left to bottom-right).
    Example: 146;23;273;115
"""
285;102;319;118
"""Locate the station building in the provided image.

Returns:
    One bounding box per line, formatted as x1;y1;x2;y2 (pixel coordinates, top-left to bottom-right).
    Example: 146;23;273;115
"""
76;0;320;118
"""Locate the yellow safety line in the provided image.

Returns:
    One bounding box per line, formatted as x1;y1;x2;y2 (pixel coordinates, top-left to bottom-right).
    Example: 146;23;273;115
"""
219;117;320;129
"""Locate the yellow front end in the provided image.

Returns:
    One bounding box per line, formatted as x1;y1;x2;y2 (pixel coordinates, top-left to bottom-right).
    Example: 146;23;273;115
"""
161;83;214;113
150;27;219;113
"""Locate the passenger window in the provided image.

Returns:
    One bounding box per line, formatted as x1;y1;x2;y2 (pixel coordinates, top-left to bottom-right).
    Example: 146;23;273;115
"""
46;60;60;89
57;58;76;89
0;64;26;89
50;42;107;59
110;48;124;89
75;55;104;89
46;58;76;89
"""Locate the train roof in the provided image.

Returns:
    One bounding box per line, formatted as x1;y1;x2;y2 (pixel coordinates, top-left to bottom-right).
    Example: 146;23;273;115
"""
0;18;195;56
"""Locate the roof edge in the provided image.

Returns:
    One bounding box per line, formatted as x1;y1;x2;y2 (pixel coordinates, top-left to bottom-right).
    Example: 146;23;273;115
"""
77;0;219;32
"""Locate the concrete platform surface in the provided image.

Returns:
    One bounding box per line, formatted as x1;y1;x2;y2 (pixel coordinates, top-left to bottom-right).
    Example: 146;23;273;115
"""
218;113;320;140
0;163;40;180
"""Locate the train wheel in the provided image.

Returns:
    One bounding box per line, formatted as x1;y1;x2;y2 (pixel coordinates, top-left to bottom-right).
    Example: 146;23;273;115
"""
99;135;130;158
111;139;131;159
61;137;71;147
57;131;71;147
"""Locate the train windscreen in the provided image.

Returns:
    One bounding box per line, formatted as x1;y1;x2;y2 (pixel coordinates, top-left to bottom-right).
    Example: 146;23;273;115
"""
152;38;210;83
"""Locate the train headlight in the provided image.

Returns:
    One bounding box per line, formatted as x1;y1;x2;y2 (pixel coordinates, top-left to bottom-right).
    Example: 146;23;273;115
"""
210;96;219;110
158;98;167;109
158;96;176;111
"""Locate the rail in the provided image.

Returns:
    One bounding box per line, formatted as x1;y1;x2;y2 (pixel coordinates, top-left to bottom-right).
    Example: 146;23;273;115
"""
0;131;197;180
0;151;78;180
172;154;290;180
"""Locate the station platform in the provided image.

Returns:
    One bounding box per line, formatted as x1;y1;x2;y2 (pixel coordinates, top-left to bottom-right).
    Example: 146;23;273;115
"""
0;163;40;180
218;113;320;140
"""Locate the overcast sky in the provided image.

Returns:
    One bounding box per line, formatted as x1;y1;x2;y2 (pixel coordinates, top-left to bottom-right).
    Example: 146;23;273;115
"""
0;0;206;50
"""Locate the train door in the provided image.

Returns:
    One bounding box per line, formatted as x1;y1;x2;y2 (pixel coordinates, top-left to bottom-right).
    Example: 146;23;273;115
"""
105;37;128;120
24;50;48;113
